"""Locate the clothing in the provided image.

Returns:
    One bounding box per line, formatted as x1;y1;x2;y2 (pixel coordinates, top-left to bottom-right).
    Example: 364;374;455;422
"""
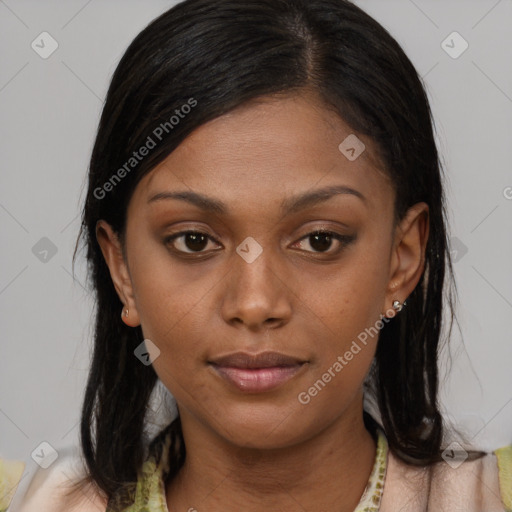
106;429;388;512
0;458;25;512
10;426;512;512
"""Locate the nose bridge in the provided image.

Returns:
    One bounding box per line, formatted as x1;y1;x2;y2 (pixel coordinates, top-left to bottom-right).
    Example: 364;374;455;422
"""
221;239;292;328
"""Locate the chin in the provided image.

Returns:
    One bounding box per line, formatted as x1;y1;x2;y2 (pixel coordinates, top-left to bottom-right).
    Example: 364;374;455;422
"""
211;403;313;450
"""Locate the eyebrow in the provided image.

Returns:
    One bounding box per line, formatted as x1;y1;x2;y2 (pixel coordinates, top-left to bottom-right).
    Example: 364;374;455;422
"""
147;185;366;215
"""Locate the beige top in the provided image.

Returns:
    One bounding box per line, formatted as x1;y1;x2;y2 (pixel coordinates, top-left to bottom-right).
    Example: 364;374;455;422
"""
9;431;512;512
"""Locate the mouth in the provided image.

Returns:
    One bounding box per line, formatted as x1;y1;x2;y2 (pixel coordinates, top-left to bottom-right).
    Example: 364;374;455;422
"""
208;352;308;393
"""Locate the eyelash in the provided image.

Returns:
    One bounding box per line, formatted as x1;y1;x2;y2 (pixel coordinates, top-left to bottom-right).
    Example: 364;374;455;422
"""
164;229;355;257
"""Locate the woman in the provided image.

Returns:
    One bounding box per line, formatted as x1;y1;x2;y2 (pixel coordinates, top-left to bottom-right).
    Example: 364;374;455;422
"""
13;0;512;510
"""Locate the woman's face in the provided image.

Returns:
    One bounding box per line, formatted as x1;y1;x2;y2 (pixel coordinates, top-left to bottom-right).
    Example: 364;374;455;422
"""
98;92;428;449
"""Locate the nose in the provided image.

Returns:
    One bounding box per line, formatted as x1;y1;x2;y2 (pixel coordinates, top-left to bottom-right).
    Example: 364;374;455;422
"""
220;246;293;331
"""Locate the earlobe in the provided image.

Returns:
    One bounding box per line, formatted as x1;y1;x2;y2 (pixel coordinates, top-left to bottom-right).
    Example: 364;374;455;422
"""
384;202;429;315
95;220;141;327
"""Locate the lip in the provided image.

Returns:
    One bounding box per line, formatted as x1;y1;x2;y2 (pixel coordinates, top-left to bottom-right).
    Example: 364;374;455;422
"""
209;351;307;393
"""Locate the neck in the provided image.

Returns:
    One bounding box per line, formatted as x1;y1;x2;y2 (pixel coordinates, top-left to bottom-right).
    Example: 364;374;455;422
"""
166;402;376;512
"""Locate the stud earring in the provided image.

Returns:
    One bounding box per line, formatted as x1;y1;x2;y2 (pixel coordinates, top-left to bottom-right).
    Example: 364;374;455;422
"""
392;299;407;312
122;308;129;318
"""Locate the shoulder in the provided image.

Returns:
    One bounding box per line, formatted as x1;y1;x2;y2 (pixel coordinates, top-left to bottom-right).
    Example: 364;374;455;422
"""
381;444;512;511
9;446;107;512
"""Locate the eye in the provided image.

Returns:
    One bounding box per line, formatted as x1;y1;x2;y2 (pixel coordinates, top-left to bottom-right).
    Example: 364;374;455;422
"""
292;230;355;254
165;231;221;254
164;229;355;257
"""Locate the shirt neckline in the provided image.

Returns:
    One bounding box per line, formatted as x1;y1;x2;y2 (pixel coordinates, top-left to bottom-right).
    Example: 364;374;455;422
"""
110;427;389;512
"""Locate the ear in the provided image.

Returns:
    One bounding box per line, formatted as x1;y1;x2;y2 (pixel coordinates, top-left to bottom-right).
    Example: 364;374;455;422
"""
383;202;429;317
95;220;141;327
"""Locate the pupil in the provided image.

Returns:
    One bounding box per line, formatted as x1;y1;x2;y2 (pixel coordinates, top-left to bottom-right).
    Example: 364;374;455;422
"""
310;232;332;252
186;233;208;251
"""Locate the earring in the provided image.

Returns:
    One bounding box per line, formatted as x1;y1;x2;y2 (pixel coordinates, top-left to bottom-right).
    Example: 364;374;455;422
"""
122;308;129;318
392;299;407;312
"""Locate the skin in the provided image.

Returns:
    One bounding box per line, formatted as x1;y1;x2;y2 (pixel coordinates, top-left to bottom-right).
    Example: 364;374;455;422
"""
97;91;429;512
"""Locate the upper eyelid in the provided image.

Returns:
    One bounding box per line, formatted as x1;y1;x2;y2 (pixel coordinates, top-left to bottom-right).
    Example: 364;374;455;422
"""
166;228;344;240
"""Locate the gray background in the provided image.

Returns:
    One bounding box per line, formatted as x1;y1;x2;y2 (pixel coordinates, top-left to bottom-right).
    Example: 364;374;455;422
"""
1;0;511;506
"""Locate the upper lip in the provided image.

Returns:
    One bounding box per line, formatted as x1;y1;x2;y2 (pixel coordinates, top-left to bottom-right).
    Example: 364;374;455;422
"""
209;351;306;369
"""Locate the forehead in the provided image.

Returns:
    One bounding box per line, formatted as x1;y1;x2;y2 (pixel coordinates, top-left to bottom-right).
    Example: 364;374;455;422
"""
131;93;394;218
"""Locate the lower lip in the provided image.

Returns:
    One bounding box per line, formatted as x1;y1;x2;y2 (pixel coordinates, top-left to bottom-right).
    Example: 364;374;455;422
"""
211;365;304;392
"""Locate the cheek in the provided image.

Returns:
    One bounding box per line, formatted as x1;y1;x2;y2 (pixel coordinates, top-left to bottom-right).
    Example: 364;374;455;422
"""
129;256;216;388
299;256;388;346
148;306;213;412
297;315;378;408
293;302;379;429
291;247;388;398
129;243;217;341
